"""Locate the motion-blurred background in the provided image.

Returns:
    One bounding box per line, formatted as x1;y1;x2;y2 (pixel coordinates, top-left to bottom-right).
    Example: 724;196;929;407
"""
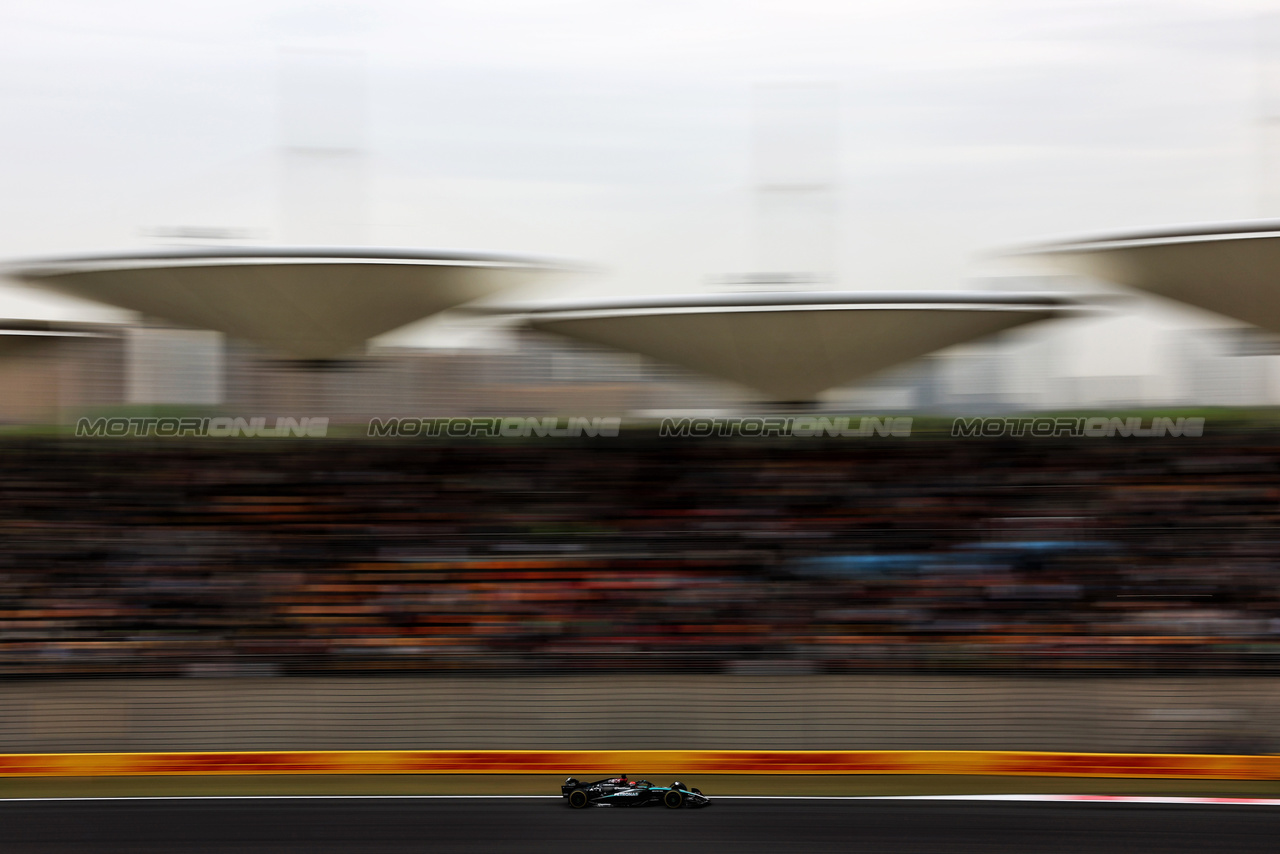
1;1;1279;763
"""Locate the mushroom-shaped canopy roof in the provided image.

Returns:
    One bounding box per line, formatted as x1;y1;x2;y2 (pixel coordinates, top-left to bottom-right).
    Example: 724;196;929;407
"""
1020;220;1280;333
7;247;560;359
497;291;1087;400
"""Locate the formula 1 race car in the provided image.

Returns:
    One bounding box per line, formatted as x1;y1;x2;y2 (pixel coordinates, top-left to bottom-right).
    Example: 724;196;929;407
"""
561;775;711;809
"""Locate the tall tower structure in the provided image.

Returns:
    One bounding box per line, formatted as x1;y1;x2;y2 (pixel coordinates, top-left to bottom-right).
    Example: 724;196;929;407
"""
279;49;367;245
752;83;840;286
1258;14;1280;217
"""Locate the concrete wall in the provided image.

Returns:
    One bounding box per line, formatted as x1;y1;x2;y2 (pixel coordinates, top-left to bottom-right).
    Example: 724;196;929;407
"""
1;675;1275;755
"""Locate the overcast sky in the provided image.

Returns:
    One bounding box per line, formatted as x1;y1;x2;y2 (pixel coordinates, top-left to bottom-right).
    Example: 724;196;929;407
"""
0;0;1275;329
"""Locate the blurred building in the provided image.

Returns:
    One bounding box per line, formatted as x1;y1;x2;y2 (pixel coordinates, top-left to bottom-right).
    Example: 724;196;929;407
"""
0;323;741;424
1180;329;1278;407
2;316;1279;424
0;322;124;423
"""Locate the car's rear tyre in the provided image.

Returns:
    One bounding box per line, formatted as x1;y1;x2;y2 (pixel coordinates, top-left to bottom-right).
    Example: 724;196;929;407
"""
663;789;684;809
568;789;590;809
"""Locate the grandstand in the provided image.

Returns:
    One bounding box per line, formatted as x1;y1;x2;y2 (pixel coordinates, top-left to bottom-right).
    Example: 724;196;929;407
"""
1;431;1275;681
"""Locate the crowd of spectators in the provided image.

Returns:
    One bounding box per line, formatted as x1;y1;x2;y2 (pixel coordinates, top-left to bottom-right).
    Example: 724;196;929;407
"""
0;430;1278;676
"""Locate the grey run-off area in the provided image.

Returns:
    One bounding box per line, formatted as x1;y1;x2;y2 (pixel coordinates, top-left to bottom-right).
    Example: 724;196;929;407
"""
0;675;1274;754
3;799;1280;854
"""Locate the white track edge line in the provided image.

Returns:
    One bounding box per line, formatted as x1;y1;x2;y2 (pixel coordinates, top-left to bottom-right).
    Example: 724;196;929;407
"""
720;794;1280;805
0;795;559;802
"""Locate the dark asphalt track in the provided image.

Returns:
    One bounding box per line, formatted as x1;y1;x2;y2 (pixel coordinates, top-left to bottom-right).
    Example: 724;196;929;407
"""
1;797;1278;853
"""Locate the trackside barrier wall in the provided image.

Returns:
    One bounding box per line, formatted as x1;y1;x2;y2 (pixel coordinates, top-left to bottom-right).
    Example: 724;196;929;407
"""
1;751;1279;779
2;676;1275;755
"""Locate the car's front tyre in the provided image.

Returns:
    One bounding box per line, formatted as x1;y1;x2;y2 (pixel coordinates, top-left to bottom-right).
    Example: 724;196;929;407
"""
662;789;683;809
567;789;590;809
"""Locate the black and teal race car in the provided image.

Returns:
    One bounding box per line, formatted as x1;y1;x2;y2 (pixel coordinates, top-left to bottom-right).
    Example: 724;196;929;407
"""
561;776;711;809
